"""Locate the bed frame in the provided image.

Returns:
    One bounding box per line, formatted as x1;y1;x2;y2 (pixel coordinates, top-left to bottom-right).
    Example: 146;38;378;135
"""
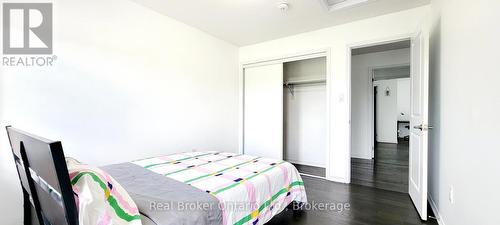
6;126;78;225
6;126;304;225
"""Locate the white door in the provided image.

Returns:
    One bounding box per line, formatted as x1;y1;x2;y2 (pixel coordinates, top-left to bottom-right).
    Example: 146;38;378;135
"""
243;63;283;159
409;31;430;221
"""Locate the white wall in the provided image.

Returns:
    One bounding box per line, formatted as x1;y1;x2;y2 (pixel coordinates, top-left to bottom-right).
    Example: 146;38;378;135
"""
284;85;327;167
428;0;500;225
0;0;239;224
372;78;410;143
397;78;411;121
284;57;326;81
397;78;410;138
284;58;327;167
350;49;410;159
374;79;398;144
240;6;429;182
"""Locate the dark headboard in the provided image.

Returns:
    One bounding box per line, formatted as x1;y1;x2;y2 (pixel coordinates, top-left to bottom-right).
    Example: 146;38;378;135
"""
6;126;78;225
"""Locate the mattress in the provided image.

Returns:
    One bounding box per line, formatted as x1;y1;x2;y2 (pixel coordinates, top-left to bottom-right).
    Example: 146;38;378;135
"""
105;151;307;225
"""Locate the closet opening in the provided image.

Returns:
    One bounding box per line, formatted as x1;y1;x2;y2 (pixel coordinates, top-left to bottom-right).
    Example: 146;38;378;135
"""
241;51;330;180
283;57;327;178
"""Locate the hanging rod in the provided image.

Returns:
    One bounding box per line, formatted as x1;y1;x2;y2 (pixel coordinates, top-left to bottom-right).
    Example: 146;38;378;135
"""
283;78;326;96
284;78;326;86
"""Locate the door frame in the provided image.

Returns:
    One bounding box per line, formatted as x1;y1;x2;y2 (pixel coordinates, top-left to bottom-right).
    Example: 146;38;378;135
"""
373;85;377;159
239;48;332;180
347;32;430;220
346;34;413;183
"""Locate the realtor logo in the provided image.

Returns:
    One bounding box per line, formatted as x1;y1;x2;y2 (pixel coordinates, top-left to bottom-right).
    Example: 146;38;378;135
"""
2;3;53;54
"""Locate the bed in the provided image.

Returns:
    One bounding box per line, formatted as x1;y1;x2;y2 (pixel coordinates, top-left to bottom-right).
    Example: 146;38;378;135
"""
6;126;307;225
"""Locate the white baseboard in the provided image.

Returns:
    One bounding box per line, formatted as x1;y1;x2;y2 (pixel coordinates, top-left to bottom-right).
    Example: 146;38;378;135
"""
351;155;372;160
428;194;446;225
376;140;398;144
327;175;350;183
285;159;325;168
299;173;326;180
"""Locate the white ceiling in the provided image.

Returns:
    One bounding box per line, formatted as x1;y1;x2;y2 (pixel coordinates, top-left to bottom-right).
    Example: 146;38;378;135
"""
131;0;430;46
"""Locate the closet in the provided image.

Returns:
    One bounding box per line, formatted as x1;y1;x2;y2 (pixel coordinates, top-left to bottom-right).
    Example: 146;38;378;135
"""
243;55;327;177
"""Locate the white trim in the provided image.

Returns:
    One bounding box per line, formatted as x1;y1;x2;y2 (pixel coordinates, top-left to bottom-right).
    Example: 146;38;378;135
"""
239;48;333;182
324;48;332;181
286;159;325;168
370;63;411;74
328;175;350;184
370;69;375;158
346;34;412;51
299;173;327;180
300;172;349;184
238;63;244;155
428;194;446;225
241;48;329;68
346;34;413;184
346;46;353;183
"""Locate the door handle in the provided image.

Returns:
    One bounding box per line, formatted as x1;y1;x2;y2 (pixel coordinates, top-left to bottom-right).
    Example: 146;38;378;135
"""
414;124;434;131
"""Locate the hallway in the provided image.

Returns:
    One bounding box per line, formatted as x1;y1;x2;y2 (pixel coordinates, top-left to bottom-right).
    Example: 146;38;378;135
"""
351;140;409;193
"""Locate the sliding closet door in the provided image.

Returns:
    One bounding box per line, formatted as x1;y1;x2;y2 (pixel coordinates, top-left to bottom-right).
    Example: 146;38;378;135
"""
244;63;283;159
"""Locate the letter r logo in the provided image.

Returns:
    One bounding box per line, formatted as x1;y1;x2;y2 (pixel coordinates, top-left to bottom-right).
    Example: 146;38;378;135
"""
2;3;53;54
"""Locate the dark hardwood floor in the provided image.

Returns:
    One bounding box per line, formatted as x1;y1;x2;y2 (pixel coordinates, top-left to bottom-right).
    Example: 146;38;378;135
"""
351;140;409;193
272;142;436;224
266;176;437;225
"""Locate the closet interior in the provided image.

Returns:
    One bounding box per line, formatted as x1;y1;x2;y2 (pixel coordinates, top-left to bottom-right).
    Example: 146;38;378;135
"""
243;55;328;178
283;57;327;177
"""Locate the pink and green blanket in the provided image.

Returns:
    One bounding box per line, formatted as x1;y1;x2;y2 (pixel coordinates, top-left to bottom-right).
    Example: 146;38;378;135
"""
131;151;307;225
68;151;307;225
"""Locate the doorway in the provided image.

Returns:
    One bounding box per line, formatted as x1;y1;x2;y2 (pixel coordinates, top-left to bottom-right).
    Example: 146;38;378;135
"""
350;41;412;193
348;33;431;221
